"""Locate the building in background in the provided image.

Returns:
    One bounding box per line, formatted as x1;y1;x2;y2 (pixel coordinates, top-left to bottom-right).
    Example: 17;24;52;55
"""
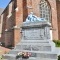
0;0;60;47
0;8;4;15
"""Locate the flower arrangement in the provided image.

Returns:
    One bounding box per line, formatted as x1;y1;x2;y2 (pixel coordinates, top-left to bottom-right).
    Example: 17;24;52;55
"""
16;52;31;59
16;52;22;59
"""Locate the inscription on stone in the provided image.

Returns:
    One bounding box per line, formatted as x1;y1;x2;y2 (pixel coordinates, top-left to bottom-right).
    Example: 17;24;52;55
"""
23;28;45;40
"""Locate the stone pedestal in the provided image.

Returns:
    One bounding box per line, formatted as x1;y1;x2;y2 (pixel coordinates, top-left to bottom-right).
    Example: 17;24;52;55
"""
20;21;55;52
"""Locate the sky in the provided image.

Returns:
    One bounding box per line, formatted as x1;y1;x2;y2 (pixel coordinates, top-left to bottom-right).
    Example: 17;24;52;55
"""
0;0;10;8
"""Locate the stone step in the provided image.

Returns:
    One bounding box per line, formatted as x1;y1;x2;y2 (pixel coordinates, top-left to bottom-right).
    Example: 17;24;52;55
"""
17;43;51;46
8;50;19;54
28;58;57;60
28;57;57;60
9;49;52;54
18;42;50;45
9;49;57;55
15;44;51;51
7;57;57;60
3;51;57;60
3;54;16;60
13;57;37;60
20;40;50;43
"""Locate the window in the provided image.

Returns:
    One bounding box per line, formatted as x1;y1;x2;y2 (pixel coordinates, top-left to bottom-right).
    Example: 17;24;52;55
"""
39;0;51;22
7;2;13;18
0;14;3;37
9;2;12;15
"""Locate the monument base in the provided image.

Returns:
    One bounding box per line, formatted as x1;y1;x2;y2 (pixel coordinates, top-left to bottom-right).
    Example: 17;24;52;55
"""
3;50;57;60
3;39;57;60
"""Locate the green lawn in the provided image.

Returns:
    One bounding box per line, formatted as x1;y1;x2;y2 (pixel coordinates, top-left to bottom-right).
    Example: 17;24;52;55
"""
0;55;4;60
0;55;2;60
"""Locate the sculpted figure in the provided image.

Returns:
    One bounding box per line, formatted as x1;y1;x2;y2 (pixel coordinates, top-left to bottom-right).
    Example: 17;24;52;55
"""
25;12;46;23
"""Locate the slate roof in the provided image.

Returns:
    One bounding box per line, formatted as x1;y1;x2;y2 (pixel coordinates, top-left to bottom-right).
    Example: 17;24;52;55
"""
0;8;4;15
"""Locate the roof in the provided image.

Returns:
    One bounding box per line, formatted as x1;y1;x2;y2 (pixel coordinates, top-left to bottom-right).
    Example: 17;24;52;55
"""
2;0;13;14
0;8;4;15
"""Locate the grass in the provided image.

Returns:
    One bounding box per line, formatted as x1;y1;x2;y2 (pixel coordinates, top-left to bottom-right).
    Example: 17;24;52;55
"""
0;55;4;60
0;55;6;60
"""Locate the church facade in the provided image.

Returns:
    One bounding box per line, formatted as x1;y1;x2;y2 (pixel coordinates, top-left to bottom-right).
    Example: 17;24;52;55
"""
0;0;60;47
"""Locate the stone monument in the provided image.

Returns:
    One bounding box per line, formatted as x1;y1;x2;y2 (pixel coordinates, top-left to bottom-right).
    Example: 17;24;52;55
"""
3;12;57;60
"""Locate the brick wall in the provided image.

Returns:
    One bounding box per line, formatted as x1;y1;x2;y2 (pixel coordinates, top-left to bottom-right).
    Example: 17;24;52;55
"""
48;0;59;40
13;0;24;46
56;0;60;40
5;1;15;47
1;6;9;47
0;0;15;47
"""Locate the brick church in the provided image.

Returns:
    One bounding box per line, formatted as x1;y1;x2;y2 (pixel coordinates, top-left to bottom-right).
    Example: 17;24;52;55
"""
0;0;60;47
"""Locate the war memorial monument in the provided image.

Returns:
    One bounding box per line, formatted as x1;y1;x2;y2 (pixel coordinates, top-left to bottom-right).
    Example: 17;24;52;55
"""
3;12;58;60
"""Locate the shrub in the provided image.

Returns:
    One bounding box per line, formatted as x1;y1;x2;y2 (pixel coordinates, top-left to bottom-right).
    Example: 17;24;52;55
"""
53;40;60;47
58;55;60;60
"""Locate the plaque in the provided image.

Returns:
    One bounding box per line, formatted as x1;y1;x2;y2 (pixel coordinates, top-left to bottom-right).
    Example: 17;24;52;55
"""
23;28;45;40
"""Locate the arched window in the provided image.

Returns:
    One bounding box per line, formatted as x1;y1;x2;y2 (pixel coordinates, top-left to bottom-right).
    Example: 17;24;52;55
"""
39;0;51;22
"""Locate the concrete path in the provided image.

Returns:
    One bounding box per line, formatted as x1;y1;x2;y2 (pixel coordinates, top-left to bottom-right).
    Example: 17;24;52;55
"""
0;46;10;55
56;47;60;56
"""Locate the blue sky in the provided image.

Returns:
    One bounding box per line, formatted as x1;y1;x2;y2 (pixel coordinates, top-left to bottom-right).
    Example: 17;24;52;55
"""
0;0;10;8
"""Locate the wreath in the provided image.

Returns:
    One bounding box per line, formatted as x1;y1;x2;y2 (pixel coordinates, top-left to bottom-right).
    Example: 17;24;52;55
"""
16;52;31;59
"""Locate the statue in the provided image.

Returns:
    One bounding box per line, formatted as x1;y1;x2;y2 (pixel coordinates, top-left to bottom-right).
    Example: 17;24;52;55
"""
25;12;46;23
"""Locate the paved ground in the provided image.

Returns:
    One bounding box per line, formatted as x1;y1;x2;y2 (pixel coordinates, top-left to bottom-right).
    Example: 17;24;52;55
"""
0;46;10;55
0;55;8;60
0;46;10;60
56;47;60;56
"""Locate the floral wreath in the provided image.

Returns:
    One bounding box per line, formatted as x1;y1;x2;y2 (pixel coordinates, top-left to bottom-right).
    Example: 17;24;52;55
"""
16;52;31;59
